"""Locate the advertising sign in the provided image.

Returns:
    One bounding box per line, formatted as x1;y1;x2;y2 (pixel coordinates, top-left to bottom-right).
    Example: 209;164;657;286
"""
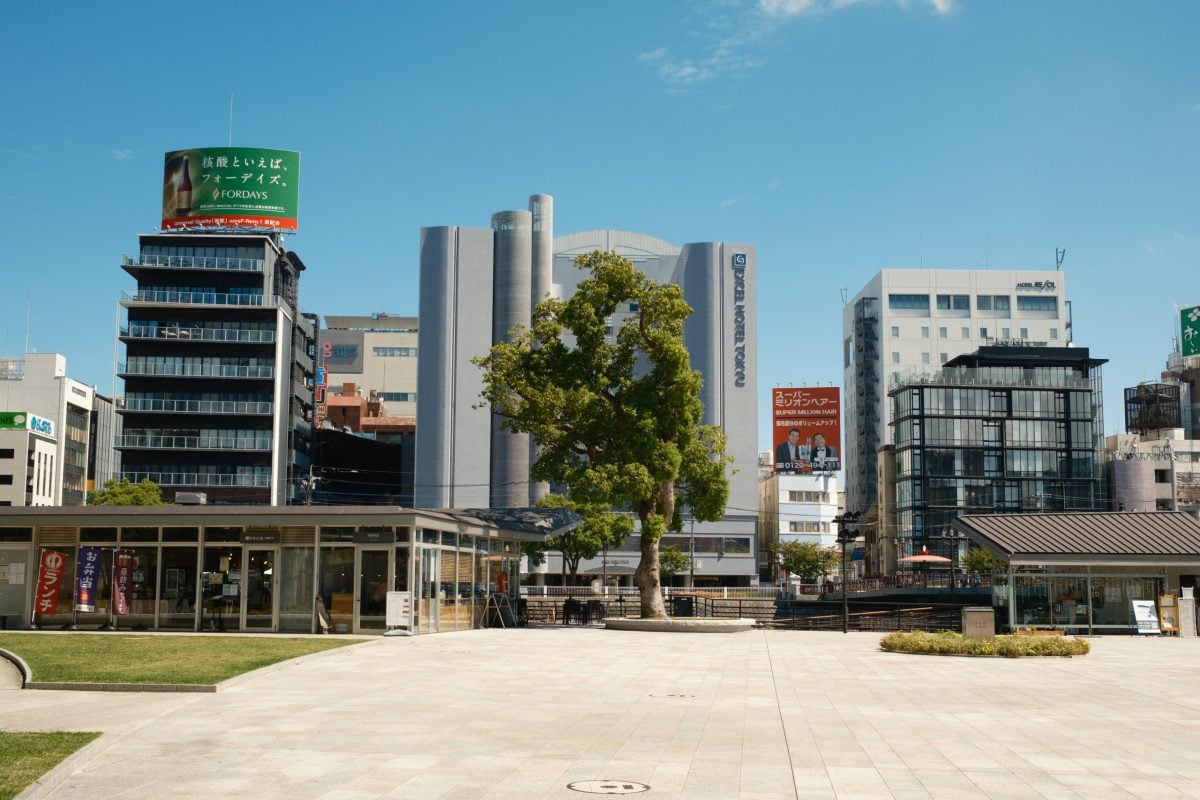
1131;599;1161;635
319;331;365;374
0;412;27;430
113;552;133;617
34;549;68;616
772;387;841;473
162;147;300;232
75;546;102;612
1182;305;1200;358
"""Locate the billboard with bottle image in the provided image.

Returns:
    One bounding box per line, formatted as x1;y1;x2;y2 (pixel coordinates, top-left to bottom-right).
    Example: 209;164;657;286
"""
162;147;300;231
772;387;841;473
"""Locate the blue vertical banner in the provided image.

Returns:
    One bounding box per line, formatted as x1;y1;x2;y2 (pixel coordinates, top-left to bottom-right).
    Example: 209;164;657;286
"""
76;547;102;612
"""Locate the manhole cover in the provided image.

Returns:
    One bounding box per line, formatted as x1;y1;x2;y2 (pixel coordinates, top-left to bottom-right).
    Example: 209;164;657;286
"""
567;780;650;795
648;692;694;699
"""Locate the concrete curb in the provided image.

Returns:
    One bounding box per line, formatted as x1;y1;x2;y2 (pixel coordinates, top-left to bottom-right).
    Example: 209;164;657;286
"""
0;647;32;688
13;735;108;800
2;637;377;693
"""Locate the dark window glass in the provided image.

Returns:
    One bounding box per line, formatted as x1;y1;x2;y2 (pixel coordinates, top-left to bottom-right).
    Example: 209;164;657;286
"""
80;527;118;542
162;527;199;542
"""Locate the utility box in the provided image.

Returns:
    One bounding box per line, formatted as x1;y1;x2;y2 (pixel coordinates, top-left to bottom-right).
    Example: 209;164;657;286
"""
962;606;995;639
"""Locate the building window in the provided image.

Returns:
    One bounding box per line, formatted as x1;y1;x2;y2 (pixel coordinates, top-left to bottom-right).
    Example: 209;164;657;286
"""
888;294;930;310
1154;469;1171;484
1050;328;1059;340
1017;296;1058;312
922;352;931;364
891;326;900;337
0;449;12;459
977;295;991;311
1020;327;1029;339
787;491;830;504
939;352;948;364
921;326;930;338
378;392;416;402
0;475;11;485
844;338;853;368
938;327;947;338
980;327;989;339
961;327;969;338
977;295;1011;311
1157;499;1174;511
936;294;969;310
371;347;418;357
1001;328;1010;339
892;352;900;364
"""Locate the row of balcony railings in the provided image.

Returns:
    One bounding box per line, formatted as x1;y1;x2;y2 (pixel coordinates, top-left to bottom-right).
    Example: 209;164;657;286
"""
120;470;270;487
116;434;272;451
121;325;276;344
121;398;273;415
121;290;280;307
118;362;275;379
122;254;264;272
890;369;1091;391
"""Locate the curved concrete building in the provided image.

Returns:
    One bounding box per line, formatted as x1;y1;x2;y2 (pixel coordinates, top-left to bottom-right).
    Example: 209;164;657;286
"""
416;196;759;585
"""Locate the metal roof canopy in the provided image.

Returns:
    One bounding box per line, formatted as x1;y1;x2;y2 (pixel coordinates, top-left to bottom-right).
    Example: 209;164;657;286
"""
952;511;1200;567
0;505;582;544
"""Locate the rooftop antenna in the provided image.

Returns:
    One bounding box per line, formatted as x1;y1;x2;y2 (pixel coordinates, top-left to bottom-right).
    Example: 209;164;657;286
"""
1056;248;1066;271
228;93;234;146
24;296;30;355
840;287;848;305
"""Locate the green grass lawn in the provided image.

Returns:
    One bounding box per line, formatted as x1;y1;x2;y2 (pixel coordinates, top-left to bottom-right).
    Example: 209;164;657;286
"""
0;731;99;800
0;633;363;685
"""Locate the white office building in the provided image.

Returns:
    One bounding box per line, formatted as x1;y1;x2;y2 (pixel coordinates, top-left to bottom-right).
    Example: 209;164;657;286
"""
842;269;1072;515
0;354;95;506
320;314;418;419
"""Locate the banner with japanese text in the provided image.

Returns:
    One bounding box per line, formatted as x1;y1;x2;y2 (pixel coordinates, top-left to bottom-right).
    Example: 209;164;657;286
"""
162;147;300;232
113;552;133;617
34;549;68;616
772;387;841;473
75;546;102;612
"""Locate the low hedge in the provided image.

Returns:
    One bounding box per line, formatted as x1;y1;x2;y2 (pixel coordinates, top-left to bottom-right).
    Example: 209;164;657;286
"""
880;630;1090;657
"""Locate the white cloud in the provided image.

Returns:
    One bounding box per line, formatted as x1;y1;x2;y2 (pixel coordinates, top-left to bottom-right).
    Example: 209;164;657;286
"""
720;198;741;207
1171;231;1188;242
759;0;816;15
643;0;951;86
1144;242;1160;256
111;148;136;162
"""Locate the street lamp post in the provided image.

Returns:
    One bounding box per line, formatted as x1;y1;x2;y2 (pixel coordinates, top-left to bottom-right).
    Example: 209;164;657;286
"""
833;511;861;634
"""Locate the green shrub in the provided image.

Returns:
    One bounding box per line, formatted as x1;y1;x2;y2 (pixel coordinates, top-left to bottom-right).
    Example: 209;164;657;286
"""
880;630;1089;657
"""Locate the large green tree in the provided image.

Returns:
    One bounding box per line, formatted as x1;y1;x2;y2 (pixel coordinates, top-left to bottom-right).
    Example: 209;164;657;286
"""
527;494;634;585
475;250;731;618
88;478;168;506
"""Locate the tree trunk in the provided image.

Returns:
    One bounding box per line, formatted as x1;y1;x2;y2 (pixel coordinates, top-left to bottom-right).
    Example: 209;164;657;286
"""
632;480;674;619
634;533;666;618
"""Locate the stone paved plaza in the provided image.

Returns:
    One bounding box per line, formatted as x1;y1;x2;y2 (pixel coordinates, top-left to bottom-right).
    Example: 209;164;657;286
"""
2;628;1199;799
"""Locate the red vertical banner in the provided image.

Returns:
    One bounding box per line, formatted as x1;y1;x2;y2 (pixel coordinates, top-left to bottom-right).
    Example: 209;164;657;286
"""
113;552;134;617
34;549;69;616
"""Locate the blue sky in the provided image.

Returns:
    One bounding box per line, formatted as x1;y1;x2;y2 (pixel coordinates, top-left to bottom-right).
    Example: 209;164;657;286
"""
2;1;1198;452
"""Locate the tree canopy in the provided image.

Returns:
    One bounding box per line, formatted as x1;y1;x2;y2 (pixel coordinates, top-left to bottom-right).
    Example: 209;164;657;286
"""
88;478;168;506
772;540;839;581
658;544;691;584
961;547;1006;575
526;494;634;585
474;250;730;617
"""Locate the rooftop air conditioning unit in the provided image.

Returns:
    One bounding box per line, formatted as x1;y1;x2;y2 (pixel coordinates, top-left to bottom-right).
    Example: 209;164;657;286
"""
175;492;207;505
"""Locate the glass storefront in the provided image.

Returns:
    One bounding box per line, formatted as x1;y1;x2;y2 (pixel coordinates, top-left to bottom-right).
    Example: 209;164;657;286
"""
995;569;1167;633
2;515;541;635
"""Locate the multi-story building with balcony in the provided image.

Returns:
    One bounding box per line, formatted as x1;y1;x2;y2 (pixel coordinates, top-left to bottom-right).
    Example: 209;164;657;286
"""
116;233;316;505
887;345;1107;567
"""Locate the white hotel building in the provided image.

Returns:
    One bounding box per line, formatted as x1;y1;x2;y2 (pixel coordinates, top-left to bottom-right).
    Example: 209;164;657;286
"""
842;269;1073;516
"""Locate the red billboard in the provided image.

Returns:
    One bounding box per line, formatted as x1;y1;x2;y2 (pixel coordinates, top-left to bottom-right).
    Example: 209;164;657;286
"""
772;387;841;473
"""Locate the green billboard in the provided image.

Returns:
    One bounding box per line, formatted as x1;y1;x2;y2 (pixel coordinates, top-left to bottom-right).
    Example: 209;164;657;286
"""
0;412;28;430
1183;305;1200;357
162;147;299;232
